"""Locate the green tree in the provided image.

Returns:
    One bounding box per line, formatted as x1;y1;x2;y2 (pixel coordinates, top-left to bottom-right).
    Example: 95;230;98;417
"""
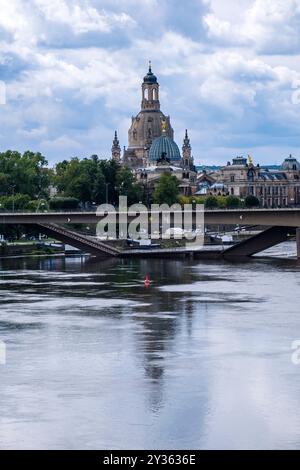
216;196;227;208
225;195;241;208
0;150;50;199
205;196;219;208
153;173;180;206
55;158;87;202
99;159;120;205
177;195;190;206
116;166;143;206
245;195;260;208
53;157;146;207
192;196;206;205
49;197;80;211
0;194;31;211
55;156;108;205
0;225;24;241
27;199;49;212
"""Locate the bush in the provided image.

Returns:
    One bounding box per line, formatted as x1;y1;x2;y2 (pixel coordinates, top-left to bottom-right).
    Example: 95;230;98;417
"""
225;195;240;208
49;197;79;211
153;173;180;206
216;196;227;208
205;196;219;208
177;195;190;206
245;195;260;208
0;194;31;211
27;199;49;212
190;196;206;205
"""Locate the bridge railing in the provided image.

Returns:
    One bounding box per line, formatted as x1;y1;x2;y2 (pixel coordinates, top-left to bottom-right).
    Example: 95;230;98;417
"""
0;208;99;214
1;207;300;216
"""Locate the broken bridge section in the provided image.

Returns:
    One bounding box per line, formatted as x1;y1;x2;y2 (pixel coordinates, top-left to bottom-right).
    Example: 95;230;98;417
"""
36;223;121;258
223;226;295;259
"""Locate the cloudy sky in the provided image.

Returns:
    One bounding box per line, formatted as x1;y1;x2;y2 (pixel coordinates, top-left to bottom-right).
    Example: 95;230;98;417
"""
1;0;300;165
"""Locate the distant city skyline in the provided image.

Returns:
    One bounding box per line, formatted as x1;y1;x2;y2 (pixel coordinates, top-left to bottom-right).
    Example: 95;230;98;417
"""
1;0;300;165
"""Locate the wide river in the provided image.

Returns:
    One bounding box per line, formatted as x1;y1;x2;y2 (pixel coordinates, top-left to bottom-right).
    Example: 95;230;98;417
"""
0;242;300;450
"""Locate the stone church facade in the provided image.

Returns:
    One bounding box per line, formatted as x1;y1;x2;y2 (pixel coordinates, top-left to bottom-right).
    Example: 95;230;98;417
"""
111;64;197;195
112;63;174;169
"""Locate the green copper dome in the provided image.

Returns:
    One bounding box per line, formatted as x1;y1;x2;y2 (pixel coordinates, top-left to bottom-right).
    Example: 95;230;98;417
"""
149;134;181;162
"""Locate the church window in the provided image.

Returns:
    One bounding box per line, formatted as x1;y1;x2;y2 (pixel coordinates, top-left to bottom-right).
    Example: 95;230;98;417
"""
144;88;149;100
247;169;255;182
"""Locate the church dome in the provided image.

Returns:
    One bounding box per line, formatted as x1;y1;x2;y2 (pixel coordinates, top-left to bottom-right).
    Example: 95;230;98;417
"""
282;155;300;171
143;64;157;84
149;134;181;162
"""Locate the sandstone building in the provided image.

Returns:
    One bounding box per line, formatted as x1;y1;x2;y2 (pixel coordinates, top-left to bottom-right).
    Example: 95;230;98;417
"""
112;64;197;195
197;155;300;208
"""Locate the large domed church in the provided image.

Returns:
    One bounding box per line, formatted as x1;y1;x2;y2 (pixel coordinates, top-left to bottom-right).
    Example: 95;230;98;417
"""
111;63;197;195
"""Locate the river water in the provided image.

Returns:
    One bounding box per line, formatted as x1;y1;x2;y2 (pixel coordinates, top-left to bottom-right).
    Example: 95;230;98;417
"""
0;242;300;450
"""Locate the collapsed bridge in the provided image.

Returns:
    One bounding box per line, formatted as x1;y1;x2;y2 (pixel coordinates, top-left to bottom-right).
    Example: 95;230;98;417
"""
1;208;300;259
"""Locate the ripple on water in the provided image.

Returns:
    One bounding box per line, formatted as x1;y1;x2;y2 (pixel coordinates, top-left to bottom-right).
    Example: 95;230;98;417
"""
0;252;300;450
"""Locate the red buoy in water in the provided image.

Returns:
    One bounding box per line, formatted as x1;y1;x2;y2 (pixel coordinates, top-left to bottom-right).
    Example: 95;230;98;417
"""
144;274;149;288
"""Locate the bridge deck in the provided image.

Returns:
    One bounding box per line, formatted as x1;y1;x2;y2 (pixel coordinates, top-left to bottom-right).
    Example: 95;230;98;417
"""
120;246;224;259
1;208;300;227
1;209;299;259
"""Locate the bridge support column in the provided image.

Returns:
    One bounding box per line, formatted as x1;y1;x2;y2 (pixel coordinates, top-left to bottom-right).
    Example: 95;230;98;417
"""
223;226;294;259
297;228;300;260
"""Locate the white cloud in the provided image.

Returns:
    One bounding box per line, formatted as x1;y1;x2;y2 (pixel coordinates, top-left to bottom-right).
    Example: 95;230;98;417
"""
17;126;48;139
0;0;136;53
205;0;300;54
41;135;82;151
33;0;135;35
0;0;37;45
0;0;300;164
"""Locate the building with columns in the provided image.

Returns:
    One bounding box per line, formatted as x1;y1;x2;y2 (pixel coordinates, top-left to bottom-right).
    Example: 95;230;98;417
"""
111;65;300;206
197;155;300;208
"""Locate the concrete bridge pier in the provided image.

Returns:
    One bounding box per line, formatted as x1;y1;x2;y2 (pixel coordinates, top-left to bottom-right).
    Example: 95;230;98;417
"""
223;226;294;259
